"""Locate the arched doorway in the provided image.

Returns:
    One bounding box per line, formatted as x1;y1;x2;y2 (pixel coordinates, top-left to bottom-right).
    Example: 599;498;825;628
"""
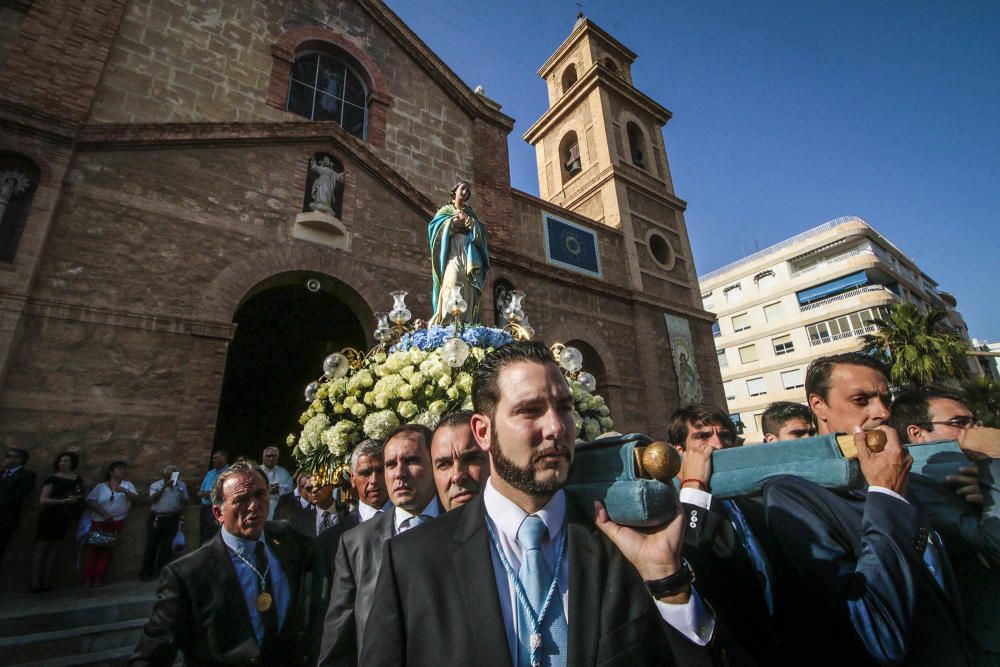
566;339;609;398
212;272;369;467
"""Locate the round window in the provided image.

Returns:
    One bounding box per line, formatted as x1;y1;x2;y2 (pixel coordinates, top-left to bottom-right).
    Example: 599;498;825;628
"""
647;232;675;270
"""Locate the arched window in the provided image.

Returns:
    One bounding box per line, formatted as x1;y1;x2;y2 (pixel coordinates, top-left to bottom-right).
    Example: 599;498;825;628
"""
626;121;646;169
287;52;368;138
559;131;582;182
0;153;40;262
561;64;578;93
604;57;619;74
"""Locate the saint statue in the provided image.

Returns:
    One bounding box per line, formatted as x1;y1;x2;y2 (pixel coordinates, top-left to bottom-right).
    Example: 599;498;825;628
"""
428;181;489;325
308;156;343;217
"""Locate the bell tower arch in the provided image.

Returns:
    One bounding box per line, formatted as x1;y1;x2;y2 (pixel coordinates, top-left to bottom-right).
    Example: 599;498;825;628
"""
523;16;699;307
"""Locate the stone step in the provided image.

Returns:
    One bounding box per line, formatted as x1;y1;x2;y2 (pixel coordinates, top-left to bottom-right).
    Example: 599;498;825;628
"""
13;645;134;667
0;580;157;638
0;597;154;637
0;618;147;665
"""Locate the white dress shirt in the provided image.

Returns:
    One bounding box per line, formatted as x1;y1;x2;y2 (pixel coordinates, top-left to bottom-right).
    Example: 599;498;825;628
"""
485;479;715;660
358;499;392;522
393;498;441;533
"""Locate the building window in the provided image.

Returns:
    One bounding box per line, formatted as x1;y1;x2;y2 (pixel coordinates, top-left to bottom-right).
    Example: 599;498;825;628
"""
717;349;728;369
712;321;721;337
763;301;784;322
755;270;776;291
287;52;368;138
738;344;759;364
626;121;647;170
746;376;767;397
772;334;794;356
724;381;736;400
808;321;832;346
702;291;715;310
730;413;745;433
780;368;805;390
732;312;751;333
724;284;742;302
561;64;578;92
559;131;582;181
807;307;888;346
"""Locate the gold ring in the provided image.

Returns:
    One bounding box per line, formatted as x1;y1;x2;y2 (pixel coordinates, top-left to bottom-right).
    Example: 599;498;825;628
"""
865;429;887;453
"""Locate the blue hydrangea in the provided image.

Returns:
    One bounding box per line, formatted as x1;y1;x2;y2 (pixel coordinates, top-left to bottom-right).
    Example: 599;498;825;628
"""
391;325;513;353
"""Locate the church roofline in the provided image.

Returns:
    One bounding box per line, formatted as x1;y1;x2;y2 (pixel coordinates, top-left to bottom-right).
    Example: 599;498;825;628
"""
537;17;637;79
359;0;515;132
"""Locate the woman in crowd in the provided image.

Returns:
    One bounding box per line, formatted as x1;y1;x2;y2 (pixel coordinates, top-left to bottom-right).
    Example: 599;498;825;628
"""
30;451;84;592
81;460;137;587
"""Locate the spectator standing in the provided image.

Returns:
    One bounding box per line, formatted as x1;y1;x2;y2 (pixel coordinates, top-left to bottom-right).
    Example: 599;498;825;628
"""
197;450;228;545
31;451;84;592
139;464;189;581
0;447;36;564
261;446;293;520
82;461;138;587
274;471;313;521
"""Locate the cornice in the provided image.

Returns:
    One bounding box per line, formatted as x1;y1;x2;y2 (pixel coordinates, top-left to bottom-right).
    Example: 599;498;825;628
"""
74;121;436;218
0;98;79;144
523;63;671;144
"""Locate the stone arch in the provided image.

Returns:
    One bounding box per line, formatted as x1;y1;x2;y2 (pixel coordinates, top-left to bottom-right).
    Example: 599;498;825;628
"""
564;338;610;395
267;26;392;147
196;244;382;337
0;151;42;262
626;121;647;170
561;63;578;93
558;130;582;183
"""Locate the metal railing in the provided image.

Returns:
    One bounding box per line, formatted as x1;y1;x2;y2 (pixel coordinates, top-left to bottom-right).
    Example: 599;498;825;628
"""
809;324;878;347
789;248;872;279
799;285;895;312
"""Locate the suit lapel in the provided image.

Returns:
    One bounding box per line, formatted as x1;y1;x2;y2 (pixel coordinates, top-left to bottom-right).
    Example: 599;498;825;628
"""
207;535;256;644
453;495;513;667
566;522;598;667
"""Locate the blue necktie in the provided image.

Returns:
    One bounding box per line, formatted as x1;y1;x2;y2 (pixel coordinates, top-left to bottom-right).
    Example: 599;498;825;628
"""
721;499;775;615
516;515;568;667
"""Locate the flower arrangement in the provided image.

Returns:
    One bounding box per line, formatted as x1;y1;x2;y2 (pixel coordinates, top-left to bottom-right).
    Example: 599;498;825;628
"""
288;324;613;483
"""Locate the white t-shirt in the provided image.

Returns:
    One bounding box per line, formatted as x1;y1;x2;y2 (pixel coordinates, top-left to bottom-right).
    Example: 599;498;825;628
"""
87;481;137;521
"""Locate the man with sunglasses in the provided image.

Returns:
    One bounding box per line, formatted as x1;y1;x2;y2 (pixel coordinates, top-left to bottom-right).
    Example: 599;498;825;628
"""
891;386;1000;665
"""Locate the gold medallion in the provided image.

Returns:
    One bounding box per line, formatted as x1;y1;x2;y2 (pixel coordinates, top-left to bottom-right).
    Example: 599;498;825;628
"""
256;592;272;612
865;429;888;453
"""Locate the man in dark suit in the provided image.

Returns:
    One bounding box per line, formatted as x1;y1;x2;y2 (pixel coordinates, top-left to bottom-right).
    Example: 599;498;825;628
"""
318;425;441;666
668;404;779;664
308;438;388;665
763;352;969;666
0;447;36;563
890;387;1000;665
361;341;730;666
274;472;312;522
130;460;313;667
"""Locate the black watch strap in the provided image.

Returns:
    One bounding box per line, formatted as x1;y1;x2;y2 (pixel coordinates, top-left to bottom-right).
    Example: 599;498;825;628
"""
643;558;695;599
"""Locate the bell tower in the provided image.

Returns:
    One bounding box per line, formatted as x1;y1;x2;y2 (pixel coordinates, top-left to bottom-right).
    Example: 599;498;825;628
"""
523;16;700;303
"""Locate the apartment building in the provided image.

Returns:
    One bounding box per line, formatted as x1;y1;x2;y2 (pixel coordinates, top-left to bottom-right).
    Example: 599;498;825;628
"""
699;216;976;442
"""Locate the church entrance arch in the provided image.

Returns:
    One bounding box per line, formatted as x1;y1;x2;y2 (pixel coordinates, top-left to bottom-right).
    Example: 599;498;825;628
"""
212;271;369;466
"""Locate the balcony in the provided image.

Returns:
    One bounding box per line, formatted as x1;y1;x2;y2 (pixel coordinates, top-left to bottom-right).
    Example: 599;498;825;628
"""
799;285;896;312
789;247;873;279
809;324;878;347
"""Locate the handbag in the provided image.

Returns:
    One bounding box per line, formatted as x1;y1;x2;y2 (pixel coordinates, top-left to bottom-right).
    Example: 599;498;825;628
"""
85;528;118;547
171;518;186;553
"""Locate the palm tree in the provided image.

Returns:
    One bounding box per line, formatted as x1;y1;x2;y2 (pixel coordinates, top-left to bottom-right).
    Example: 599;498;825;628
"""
962;377;1000;428
861;303;970;387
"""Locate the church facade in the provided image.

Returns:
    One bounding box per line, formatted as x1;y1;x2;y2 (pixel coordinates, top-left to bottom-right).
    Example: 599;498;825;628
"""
0;0;720;584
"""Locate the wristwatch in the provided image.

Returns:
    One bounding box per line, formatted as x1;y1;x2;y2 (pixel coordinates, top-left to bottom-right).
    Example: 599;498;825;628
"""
643;558;695;599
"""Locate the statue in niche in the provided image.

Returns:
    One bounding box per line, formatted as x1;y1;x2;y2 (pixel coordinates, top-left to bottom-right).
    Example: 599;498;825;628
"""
307;155;344;218
428;180;490;325
0;171;30;228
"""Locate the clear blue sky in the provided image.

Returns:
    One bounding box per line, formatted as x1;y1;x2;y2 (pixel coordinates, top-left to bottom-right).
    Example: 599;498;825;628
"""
387;0;1000;340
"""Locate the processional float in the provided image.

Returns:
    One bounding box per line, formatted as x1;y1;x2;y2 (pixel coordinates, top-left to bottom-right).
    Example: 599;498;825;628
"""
286;182;989;526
